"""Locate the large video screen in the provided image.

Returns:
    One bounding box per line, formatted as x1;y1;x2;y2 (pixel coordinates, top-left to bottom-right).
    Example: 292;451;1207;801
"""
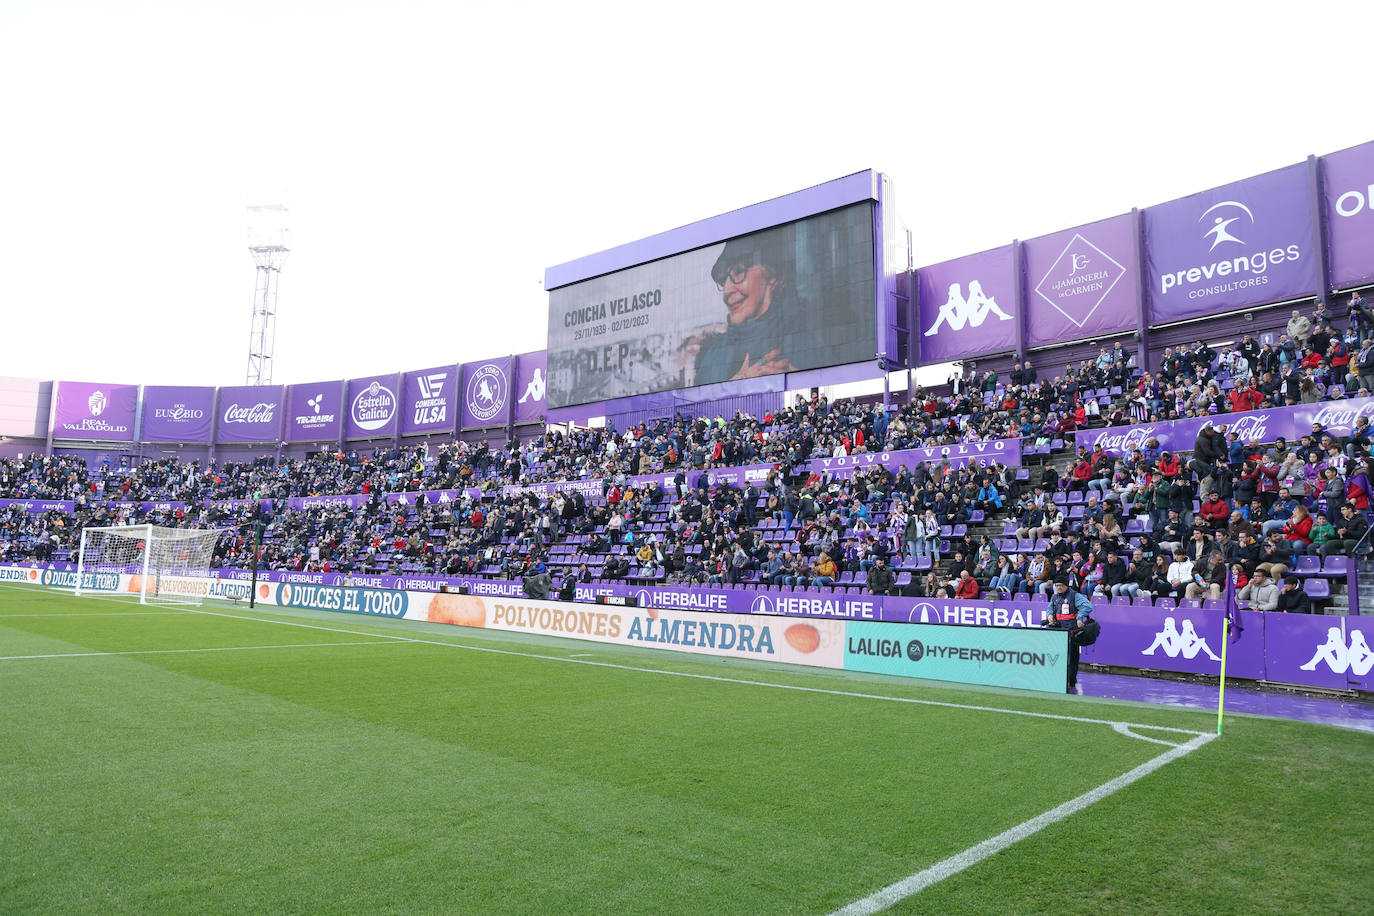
547;202;876;408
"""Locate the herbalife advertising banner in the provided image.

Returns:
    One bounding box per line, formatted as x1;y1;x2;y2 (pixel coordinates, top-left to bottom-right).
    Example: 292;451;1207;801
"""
1145;163;1318;324
216;384;282;443
804;438;1021;477
284;381;343;443
1074;395;1374;457
1322;140;1374;291
1023;214;1139;348
916;245;1018;363
140;385;214;442
52;381;138;441
461;357;513;430
513;350;547;426
401;364;457;436
345;373;400;440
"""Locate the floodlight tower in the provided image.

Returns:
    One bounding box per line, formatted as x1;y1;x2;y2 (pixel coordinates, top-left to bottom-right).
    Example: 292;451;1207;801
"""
245;204;290;385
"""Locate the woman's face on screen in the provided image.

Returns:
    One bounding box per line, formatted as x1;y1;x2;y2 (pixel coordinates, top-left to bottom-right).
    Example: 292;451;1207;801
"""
720;262;777;326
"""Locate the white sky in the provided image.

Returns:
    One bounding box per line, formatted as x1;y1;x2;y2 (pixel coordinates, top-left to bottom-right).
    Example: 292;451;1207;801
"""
1;0;1369;388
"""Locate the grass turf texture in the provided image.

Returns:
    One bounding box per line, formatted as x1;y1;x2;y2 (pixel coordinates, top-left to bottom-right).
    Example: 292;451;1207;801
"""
0;583;1369;915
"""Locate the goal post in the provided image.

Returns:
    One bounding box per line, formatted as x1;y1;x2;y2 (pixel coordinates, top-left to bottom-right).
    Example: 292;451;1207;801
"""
75;524;226;606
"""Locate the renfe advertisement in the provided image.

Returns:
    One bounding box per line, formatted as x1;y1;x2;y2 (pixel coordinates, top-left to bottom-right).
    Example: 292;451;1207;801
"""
546;203;875;408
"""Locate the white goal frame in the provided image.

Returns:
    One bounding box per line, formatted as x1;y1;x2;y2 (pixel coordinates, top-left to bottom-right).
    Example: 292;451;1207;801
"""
75;524;224;606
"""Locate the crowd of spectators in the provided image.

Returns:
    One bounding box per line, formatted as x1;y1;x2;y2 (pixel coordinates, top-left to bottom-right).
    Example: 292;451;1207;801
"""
2;294;1370;613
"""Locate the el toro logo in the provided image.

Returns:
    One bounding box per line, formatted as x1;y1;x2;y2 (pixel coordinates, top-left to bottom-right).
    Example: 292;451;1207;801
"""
465;364;508;424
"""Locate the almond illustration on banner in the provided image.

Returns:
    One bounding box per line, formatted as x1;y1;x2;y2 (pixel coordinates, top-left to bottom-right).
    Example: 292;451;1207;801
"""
784;624;821;654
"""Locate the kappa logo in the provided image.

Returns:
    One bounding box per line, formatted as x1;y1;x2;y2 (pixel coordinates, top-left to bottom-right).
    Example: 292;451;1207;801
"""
87;390;106;416
1141;616;1220;661
924;281;1012;336
1199;200;1255;250
416;372;448;400
750;594;775;615
1300;626;1373;676
518;367;546;405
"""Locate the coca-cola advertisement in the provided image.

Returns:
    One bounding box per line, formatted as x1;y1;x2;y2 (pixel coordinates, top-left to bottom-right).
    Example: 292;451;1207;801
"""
216;384;283;443
1075;395;1374;457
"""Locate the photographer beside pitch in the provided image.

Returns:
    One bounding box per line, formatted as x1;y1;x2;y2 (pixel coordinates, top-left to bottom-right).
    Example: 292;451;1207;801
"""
1043;579;1100;693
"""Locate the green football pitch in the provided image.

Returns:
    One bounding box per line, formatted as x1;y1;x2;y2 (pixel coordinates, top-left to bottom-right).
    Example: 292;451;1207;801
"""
1;583;1370;914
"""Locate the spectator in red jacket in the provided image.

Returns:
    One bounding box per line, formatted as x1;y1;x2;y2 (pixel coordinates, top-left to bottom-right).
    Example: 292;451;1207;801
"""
955;569;980;599
1197;491;1231;530
1283;505;1314;552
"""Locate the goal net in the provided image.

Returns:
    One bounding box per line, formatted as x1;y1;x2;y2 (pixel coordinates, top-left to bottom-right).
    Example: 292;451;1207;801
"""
76;524;225;606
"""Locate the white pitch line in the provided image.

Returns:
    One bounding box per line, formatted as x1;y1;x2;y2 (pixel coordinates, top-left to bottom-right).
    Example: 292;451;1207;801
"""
180;605;1209;740
0;641;395;661
828;732;1218;915
0;611;187;618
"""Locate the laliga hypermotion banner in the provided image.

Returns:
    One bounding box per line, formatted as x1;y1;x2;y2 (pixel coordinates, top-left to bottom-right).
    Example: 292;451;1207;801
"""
1023;214;1139;348
140;385;214;442
53;380;138;441
917;245;1018;363
1145;162;1318;324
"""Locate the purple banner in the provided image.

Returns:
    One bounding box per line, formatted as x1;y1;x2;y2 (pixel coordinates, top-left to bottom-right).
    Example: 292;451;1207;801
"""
513;350;547;426
805;439;1021;477
917;245;1018;364
203;498;273;511
461;357;513;430
1076;394;1374;457
1322;140;1374;290
284;494;370;510
284;381;343;443
1024;214;1138;348
140;385;214;442
501;478;604;500
216;384;283;443
401;364;457;437
53;381;137;441
345;374;400;440
1080;605;1266;679
1263;613;1373;691
0;498;75;513
1145;163;1318;324
382;488;482;506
